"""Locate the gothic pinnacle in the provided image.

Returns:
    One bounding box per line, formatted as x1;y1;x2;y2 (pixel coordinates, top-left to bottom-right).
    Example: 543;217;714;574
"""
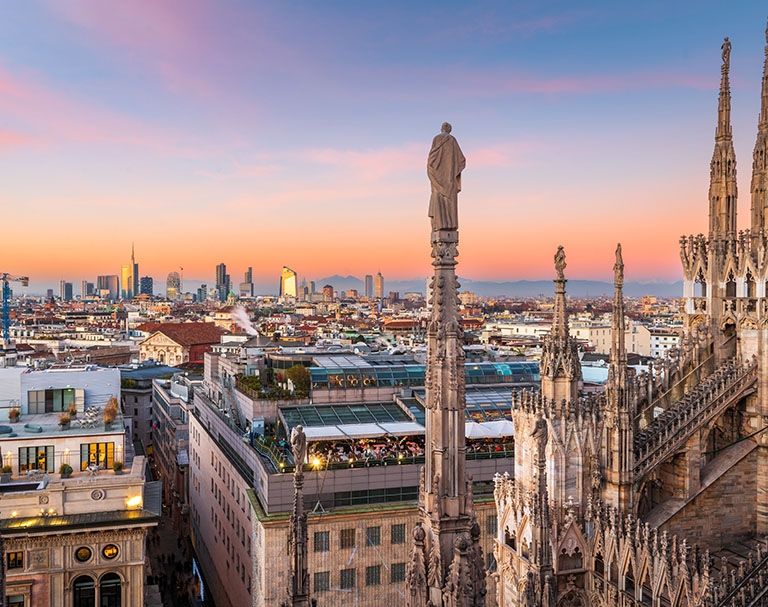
717;37;733;142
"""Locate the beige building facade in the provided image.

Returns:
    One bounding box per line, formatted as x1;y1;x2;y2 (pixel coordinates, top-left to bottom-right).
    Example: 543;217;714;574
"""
2;457;159;607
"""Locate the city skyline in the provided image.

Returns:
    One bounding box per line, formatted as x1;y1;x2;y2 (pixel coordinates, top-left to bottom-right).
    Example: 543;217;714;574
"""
2;2;767;284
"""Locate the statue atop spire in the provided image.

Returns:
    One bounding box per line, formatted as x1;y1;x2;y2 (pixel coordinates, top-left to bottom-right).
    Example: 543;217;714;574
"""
614;243;624;284
554;245;566;280
709;36;738;240
540;245;581;402
408;124;484;607
285;425;310;607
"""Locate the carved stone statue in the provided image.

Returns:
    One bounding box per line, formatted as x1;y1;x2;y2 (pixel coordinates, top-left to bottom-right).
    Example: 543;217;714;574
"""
428;122;466;232
554;246;567;280
291;424;307;467
531;414;548;462
722;37;731;65
614;243;624;281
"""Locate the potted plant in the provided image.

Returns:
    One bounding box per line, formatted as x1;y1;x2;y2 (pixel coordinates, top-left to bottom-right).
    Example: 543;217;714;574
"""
8;407;20;424
58;413;71;429
59;463;73;478
112;461;124;475
103;398;119;429
1;465;12;482
68;403;78;417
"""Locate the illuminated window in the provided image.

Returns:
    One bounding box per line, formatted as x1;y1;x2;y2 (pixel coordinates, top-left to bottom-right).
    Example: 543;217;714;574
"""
7;551;23;569
79;443;115;471
102;544;119;560
18;446;54;473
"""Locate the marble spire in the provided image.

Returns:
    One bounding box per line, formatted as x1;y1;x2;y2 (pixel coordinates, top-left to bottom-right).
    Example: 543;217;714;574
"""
540;246;581;403
709;37;738;240
751;21;768;239
604;243;634;511
285;425;310;607
407;123;485;607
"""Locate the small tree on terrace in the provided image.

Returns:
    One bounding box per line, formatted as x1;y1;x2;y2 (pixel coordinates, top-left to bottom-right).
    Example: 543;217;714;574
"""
286;365;310;398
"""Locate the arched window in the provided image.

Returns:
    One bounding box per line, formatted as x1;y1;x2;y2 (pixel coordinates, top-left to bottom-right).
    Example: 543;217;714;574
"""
725;272;736;298
594;552;604;578
73;575;95;607
100;572;122;607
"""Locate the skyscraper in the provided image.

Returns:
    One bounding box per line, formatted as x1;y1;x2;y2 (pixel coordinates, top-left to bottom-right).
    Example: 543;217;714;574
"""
279;266;298;298
59;280;73;301
240;267;254;298
121;265;132;299
139;276;153;296
197;284;208;302
166;271;181;300
215;263;229;302
131;243;139;297
374;271;384;299
364;274;373;299
97;275;119;300
80;281;94;298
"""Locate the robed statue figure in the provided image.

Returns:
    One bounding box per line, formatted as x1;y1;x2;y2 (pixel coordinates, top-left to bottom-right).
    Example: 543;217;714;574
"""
428;122;466;232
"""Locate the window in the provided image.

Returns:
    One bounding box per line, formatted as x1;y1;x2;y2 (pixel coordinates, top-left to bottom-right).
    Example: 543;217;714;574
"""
366;526;381;547
7;551;23;569
314;571;330;592
7;596;24;607
390;562;406;583
340;528;355;549
390;523;406;545
75;547;92;563
18;446;54;473
72;575;95;607
79;442;115;471
340;568;356;589
102;544;119;560
313;531;329;552
100;572;121;607
365;565;381;586
486;514;497;536
27;388;81;414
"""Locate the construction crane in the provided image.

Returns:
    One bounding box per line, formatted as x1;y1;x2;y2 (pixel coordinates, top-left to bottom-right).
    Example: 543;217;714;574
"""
1;273;29;343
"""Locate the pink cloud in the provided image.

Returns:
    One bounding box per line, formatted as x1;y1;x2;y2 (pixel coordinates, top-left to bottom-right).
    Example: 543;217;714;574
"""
0;64;190;152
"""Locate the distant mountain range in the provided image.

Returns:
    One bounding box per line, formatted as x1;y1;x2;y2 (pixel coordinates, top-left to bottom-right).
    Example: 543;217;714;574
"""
309;275;684;298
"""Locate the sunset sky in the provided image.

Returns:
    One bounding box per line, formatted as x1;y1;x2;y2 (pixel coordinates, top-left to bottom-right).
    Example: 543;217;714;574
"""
1;1;767;291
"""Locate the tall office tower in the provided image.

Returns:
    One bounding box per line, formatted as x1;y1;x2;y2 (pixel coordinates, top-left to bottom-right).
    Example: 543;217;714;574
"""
374;271;384;299
197;284;208;302
166;271;181;300
45;288;54;300
322;284;334;302
279;266;298;298
309;280;316;294
97;275;120;300
215;263;229;302
131;243;139;297
80;281;94;298
120;265;132;299
244;266;253;284
59;280;73;302
140;276;153;296
240;267;255;297
364;274;374;298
